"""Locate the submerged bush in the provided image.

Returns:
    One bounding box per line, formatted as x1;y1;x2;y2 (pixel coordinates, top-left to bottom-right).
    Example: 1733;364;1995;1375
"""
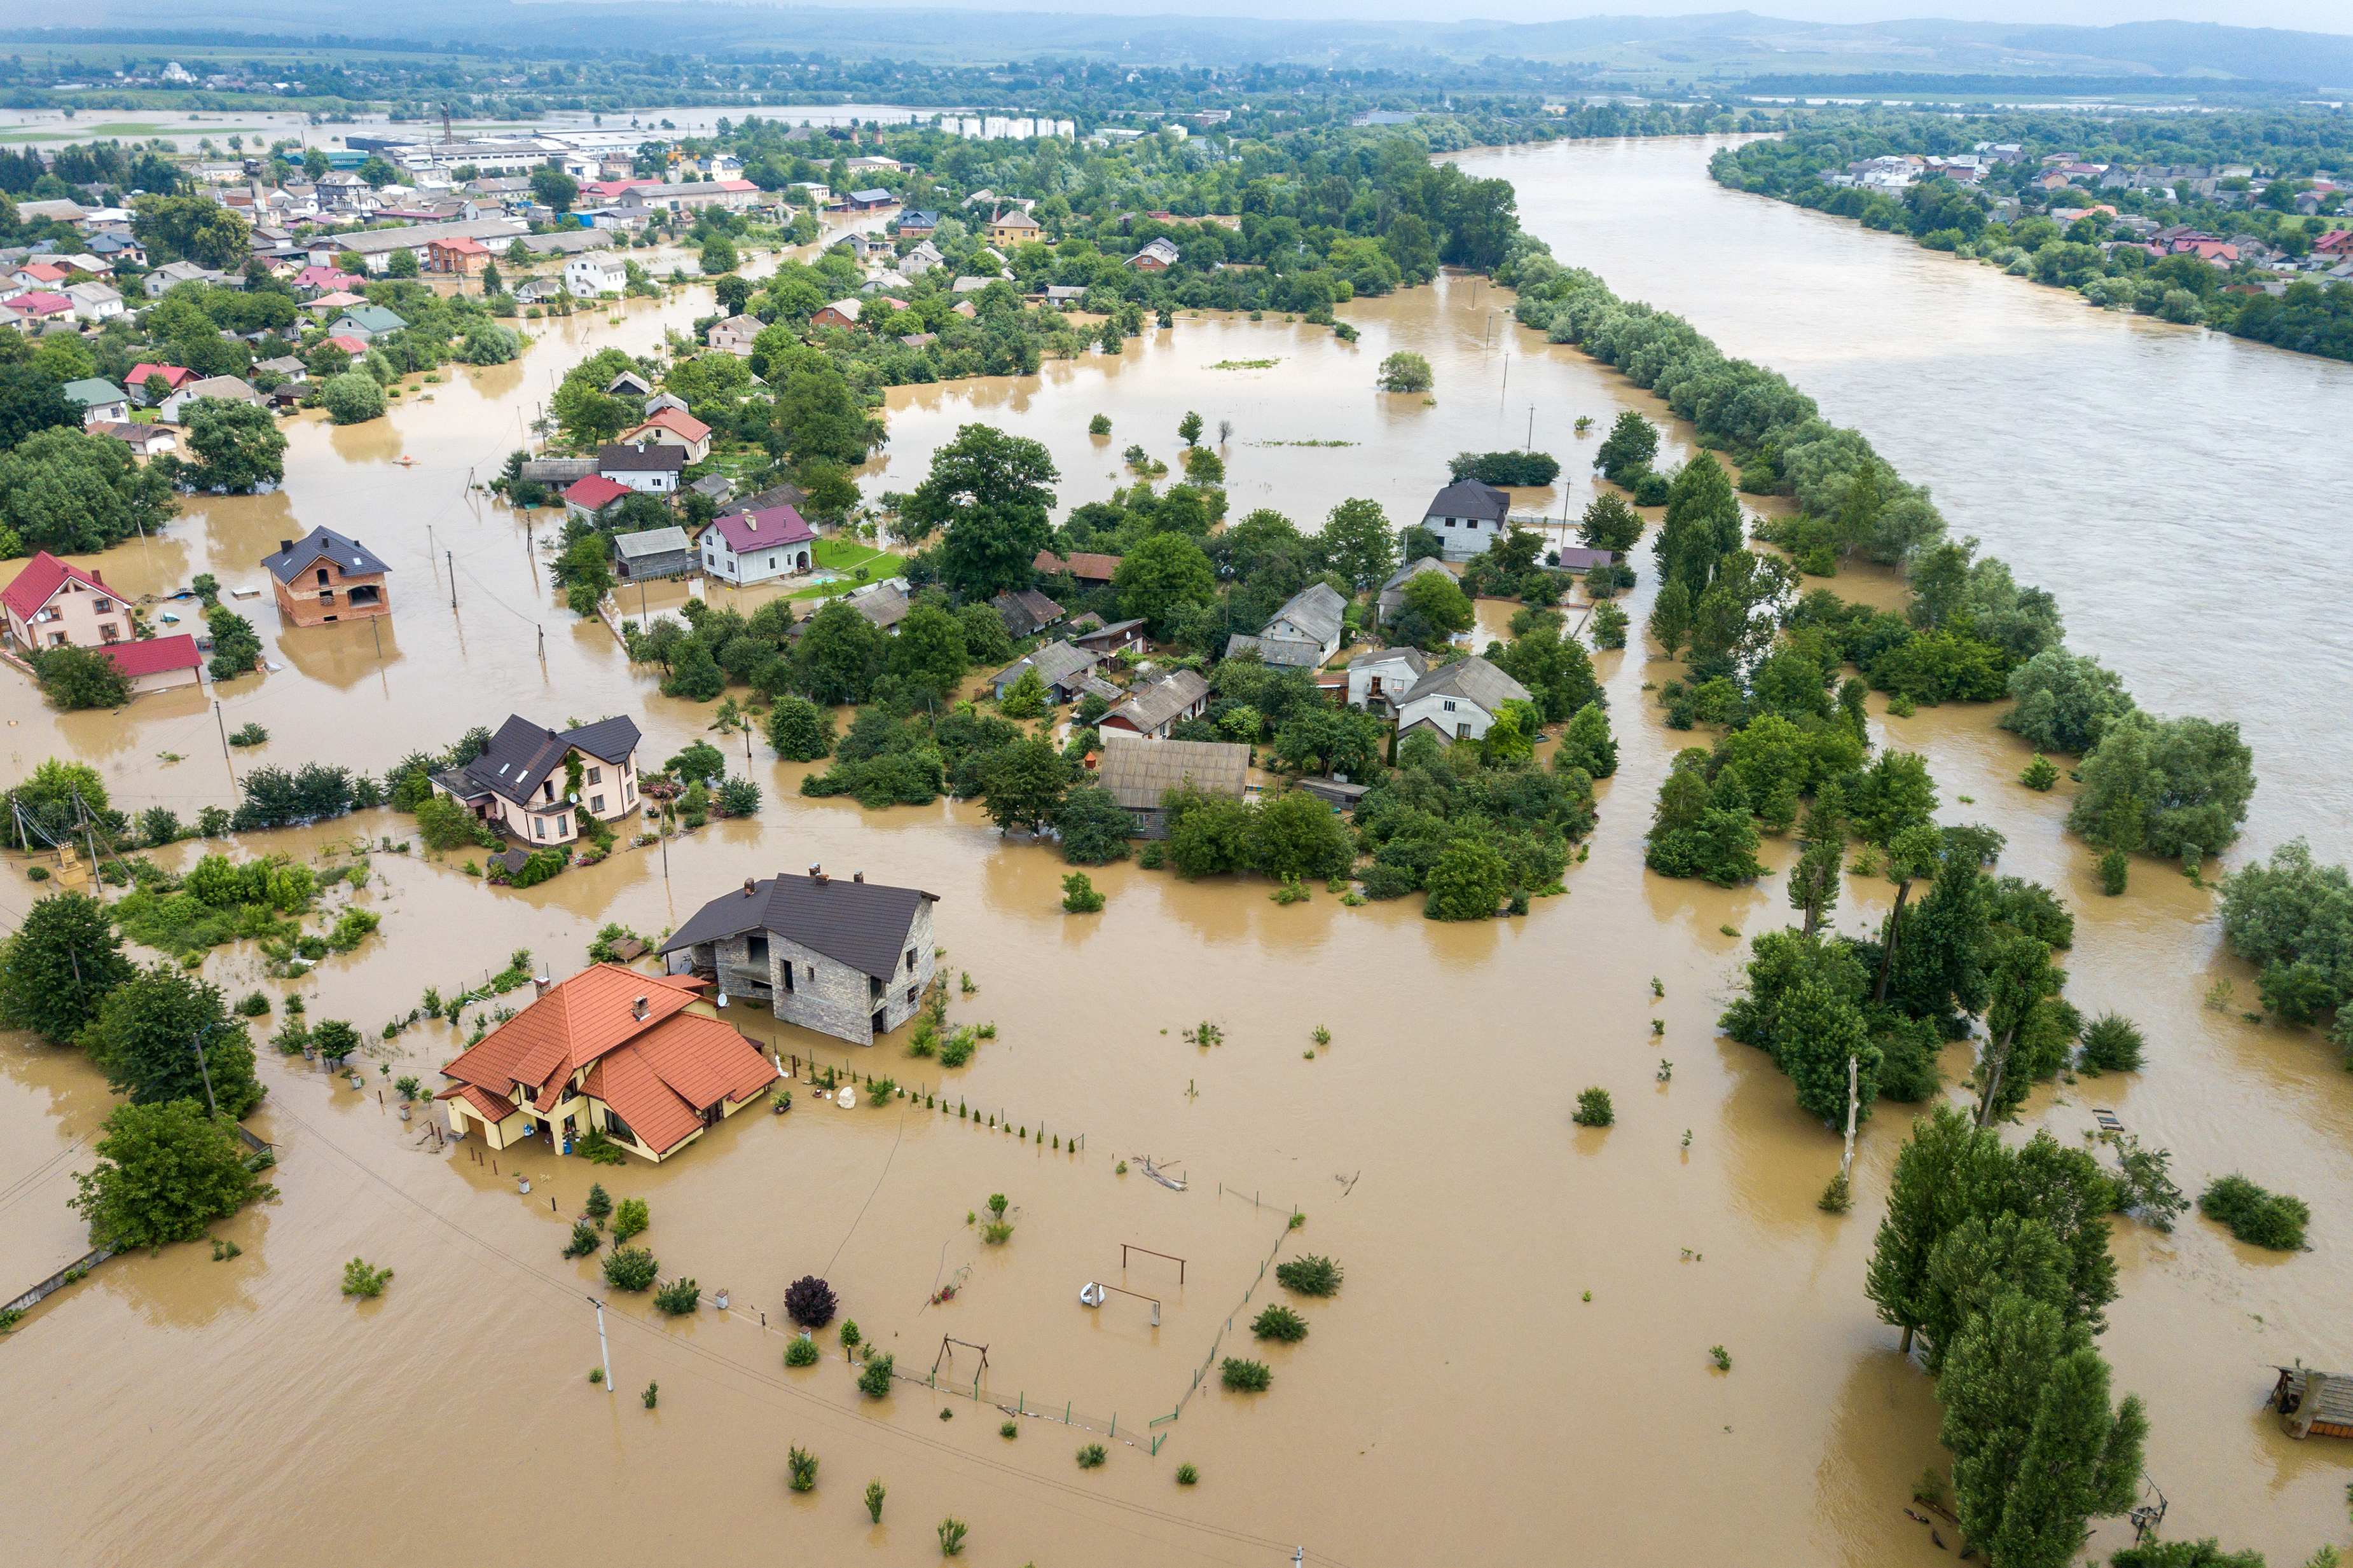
2078;1013;2146;1074
2198;1174;2309;1251
1219;1358;1272;1393
654;1276;701;1315
783;1334;820;1368
1274;1255;1343;1296
1252;1304;1309;1342
602;1245;658;1291
1572;1087;1615;1127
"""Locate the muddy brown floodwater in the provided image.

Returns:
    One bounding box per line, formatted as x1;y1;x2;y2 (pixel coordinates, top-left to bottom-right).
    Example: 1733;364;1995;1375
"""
1;155;2348;1568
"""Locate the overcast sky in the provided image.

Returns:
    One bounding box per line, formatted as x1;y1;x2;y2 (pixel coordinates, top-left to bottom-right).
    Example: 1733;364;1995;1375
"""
834;0;2353;38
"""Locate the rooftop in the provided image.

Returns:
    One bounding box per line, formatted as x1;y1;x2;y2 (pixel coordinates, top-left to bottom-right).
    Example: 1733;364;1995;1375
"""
261;526;390;585
1094;735;1249;810
662;869;940;981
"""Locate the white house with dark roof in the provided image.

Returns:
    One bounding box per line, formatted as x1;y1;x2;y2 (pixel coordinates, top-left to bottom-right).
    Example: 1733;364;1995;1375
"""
1421;479;1512;560
1377;556;1451;621
598;441;684;495
429;713;642;847
1242;581;1348;666
1345;644;1429;715
1393;656;1530;743
661;867;941;1045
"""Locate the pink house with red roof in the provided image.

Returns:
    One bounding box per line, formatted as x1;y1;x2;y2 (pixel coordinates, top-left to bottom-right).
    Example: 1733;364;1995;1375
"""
125;363;195;404
700;505;816;585
2;553;203;692
564;474;631;523
5;291;73;326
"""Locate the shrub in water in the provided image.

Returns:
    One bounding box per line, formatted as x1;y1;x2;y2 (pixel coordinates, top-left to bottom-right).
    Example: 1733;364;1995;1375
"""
2021;754;2059;790
785;1335;820;1367
612;1196;649;1241
1176;1462;1199;1485
1818;1173;1852;1214
999;1420;1018;1438
937;1516;968;1557
1275;1255;1343;1296
1252;1304;1308;1342
584;1183;612;1223
654;1277;701;1315
857;1352;895;1398
341;1257;393;1298
2079;1012;2146;1074
2099;848;2129;896
788;1446;818;1492
1077;1442;1108;1468
1573;1087;1615;1127
2199;1174;2310;1250
865;1478;887;1523
563;1221;600;1258
1061;872;1105;913
641;1380;658;1408
1709;1345;1732;1372
1220;1358;1272;1393
602;1246;658;1291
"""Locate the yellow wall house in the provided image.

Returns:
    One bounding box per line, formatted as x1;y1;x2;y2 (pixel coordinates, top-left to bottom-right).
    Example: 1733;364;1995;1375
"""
434;963;779;1162
428;713;642;849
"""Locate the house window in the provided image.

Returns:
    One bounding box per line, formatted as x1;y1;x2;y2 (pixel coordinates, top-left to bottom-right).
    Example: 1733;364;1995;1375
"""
46;631;66;647
906;948;918;972
534;818;547;839
586;766;602;785
557;815;569;837
907;986;918;1005
99;625;120;643
1443;700;1457;712
604;1108;635;1143
590;794;605;813
92;598;111;614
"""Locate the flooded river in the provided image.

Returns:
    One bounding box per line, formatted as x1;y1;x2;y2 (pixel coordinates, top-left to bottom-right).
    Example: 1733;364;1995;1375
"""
0;142;2347;1568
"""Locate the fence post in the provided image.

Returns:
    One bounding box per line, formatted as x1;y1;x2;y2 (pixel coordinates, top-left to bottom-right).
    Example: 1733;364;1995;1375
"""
1065;1401;1071;1424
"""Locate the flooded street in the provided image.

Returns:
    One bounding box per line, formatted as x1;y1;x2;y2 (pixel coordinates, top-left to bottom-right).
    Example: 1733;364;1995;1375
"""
1;146;2349;1568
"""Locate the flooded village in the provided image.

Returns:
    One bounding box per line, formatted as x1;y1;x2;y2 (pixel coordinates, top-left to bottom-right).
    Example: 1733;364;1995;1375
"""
0;100;2348;1568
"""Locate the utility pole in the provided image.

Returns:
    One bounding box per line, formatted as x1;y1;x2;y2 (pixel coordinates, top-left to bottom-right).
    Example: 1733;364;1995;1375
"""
447;549;457;609
1840;1056;1859;1183
590;1295;612;1391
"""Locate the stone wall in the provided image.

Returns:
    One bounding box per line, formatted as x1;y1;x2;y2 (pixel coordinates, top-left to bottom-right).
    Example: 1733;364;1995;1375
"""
700;897;939;1046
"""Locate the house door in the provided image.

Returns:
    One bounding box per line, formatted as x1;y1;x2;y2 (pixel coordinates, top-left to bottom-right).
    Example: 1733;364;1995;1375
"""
871;1010;887;1037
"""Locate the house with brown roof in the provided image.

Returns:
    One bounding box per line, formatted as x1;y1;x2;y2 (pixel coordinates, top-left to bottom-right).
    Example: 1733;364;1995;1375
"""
618;406;713;464
1068;616;1149;657
434;963;778;1162
261;526;390;627
661;867;941;1045
1033;549;1121;587
1098;668;1210;740
429;714;643;848
707;312;761;356
1093;735;1250;838
988;208;1043;247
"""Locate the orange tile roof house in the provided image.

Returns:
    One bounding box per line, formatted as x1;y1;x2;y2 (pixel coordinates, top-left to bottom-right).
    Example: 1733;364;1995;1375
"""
435;963;778;1161
618;406;713;464
261;526;390;626
431;713;643;848
662;867;941;1045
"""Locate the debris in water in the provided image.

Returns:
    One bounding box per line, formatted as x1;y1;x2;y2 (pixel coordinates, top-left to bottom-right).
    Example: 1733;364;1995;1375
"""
1931;1529;1947;1551
1136;1155;1185;1192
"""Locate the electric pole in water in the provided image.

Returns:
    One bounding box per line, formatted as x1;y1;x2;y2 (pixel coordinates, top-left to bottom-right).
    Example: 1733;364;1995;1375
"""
590;1295;612;1391
190;1026;221;1120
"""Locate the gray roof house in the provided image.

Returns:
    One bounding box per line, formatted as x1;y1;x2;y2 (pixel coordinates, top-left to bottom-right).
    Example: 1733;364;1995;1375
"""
660;867;941;1045
989;640;1104;703
991;587;1063;640
1422;479;1511;561
1377;556;1451;621
158;375;266;423
1248;581;1348;665
429;714;644;848
1344;643;1428;715
1099;668;1211;741
1222;632;1323;669
612;526;694;579
1393;656;1531;745
1092;735;1250;839
844;580;913;633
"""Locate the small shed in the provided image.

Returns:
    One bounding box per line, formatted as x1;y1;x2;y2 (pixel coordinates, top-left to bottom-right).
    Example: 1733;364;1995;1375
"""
1295;777;1370;810
613;526;694;580
2272;1367;2353;1440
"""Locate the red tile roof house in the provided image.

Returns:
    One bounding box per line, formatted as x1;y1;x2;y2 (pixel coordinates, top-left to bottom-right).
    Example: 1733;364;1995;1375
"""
427;236;491;276
125;363;197;405
4;291;74;327
563;473;631;525
618;405;713;464
434;963;778;1161
1;553;202;692
700;504;815;585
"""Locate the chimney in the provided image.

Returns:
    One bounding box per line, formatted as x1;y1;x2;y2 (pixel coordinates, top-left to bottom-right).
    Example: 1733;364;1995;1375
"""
631;996;649;1021
743;877;757;896
279;539;293;554
809;863;828;885
853;871;864;883
534;975;552;997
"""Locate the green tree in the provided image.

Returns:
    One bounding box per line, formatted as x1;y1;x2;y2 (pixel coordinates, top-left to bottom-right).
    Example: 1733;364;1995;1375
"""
0;427;176;553
0;890;134;1043
1055;785;1133;865
530;166;580;213
560;533;614;617
0;363;79;451
1577;491;1644;553
1493;629;1601;723
1655;454;1745;599
1849;750;1938;847
1397;570;1473;638
321;371;385;425
765;697;837;762
884;605;968;700
88;965;263;1119
1999;650;2135;755
1647;579;1692;658
179;401;287;494
955;603;1014;668
131;193;251;269
1114;533;1217;640
1250;789;1355;881
1780;977;1877;1127
996;664;1051;719
1178;409;1204;447
34;644;131;710
1555;702;1618;779
1375;352;1432;392
1317;498;1396;590
1164;793;1254;877
901;425;1059;599
552;378;634;446
2067;712;2254;862
661;638;726;701
1424;837;1511;921
357;155;399;188
204;602;263;681
385;247;420;280
978;738;1069;832
414;790;486;852
794;602;885;706
1592;409;1658;485
70;1099;276;1251
700;236;740;276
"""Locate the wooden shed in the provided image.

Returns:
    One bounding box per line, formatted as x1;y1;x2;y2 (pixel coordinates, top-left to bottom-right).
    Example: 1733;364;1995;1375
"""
2270;1366;2353;1439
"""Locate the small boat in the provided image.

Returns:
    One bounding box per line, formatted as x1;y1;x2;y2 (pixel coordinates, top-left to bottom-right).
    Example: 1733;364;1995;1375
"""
1078;1281;1105;1308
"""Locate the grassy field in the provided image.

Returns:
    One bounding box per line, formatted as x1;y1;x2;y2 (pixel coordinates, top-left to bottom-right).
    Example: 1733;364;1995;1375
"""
787;537;897;600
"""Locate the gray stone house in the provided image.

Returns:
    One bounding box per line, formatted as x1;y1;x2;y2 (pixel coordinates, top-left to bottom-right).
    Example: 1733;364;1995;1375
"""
660;867;940;1045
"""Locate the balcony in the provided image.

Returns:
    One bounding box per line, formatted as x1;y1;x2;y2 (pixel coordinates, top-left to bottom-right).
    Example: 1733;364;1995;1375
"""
720;963;773;998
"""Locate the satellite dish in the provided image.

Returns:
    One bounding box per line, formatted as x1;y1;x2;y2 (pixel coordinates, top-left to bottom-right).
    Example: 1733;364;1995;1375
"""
1079;1281;1105;1309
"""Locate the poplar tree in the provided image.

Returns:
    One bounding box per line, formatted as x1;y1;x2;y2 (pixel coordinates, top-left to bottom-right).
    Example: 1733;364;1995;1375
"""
0;891;134;1043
